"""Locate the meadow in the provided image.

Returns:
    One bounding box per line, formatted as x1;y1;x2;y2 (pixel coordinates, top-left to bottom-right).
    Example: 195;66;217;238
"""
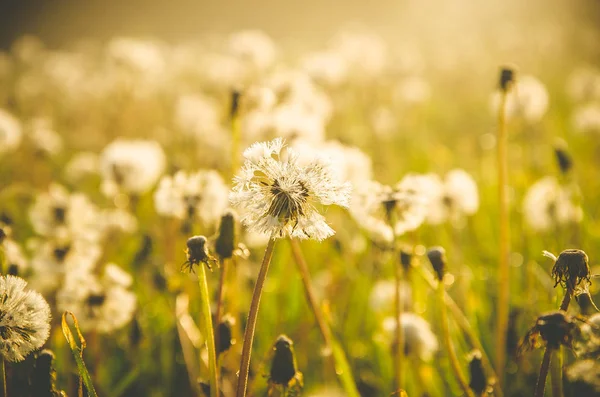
0;20;599;397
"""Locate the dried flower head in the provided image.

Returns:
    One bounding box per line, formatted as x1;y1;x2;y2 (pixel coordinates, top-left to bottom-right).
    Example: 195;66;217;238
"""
554;139;573;174
0;275;51;362
546;249;591;295
217;314;235;356
468;350;488;396
427;246;447;281
518;311;581;355
230;138;351;240
269;335;303;394
491;74;549;123
182;236;216;272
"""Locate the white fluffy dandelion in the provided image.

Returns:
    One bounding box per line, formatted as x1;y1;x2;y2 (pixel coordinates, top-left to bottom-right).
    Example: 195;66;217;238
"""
383;312;439;362
491;75;549;123
154;170;229;225
0;109;22;155
0;275;51;362
230;138;351;240
426;169;480;225
522;176;582;231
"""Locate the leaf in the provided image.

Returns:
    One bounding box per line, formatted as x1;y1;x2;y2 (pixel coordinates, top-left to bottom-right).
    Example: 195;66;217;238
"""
61;311;98;397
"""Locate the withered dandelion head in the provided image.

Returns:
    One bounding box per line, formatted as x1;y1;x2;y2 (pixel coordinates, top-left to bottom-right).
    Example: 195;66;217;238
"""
269;334;303;392
427;246;447;281
230;138;351;240
550;249;591;295
499;66;516;92
183;235;216;272
518;311;580;355
0;275;51;362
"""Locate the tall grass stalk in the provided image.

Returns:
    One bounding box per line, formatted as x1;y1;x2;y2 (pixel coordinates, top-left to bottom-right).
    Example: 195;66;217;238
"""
437;278;475;397
289;238;361;397
495;68;513;385
197;263;219;397
236;236;277;397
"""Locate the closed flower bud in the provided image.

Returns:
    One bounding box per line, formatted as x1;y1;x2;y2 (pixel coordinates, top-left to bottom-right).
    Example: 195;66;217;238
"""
230;89;241;119
31;349;64;397
554;140;573;174
427;246;447;281
217;314;235;356
215;210;236;260
468;350;487;396
499;67;515;92
269;335;303;390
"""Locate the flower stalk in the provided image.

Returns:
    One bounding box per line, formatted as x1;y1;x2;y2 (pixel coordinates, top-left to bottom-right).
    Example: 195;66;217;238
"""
236;236;277;397
197;261;219;397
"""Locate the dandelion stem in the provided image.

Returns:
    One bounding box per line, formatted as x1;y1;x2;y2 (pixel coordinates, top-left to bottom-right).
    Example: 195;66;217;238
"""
236;237;277;397
394;255;405;392
414;265;503;397
197;263;219;397
214;257;228;356
1;358;6;397
289;238;360;397
496;76;511;385
230;95;242;179
437;280;475;397
535;290;571;397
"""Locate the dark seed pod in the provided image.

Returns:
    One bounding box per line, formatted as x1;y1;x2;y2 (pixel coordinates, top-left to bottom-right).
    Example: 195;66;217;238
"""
468;350;487;396
499;67;515;92
427;246;447;281
217;314;235;356
230;89;241;119
400;249;412;272
215;210;236;260
551;249;590;294
270;335;299;386
31;349;64;397
554;140;573;174
182;235;215;272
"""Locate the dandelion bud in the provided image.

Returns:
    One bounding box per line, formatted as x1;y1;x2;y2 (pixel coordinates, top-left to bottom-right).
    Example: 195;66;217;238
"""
217;314;235;356
499;67;515;92
551;249;590;295
400;249;412;272
0;227;6;244
554;140;573;174
230;89;241;119
31;349;63;397
182;235;216;272
7;264;18;276
215;210;236;260
468;350;487;396
270;335;301;387
427;246;447;281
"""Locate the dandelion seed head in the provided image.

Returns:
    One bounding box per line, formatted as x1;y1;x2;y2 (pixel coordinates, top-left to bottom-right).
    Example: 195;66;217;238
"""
572;103;600;134
64;151;100;183
491;74;549;123
230;138;350;240
0;109;23;155
0;275;51;362
523;176;582;231
566;67;600;103
383;312;439;362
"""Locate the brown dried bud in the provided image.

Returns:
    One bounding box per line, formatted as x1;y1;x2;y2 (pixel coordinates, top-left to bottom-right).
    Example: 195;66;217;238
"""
519;311;580;355
499;67;515;92
554;140;573;174
215;210;236;260
427;246;447;281
468;350;487;396
551;249;590;294
182;235;216;272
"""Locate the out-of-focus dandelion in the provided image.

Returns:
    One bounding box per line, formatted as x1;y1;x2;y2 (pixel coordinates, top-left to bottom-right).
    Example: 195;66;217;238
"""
522;176;582;232
64;152;100;183
566;67;600;103
490;74;549;123
0;109;22;155
565;360;600;396
228;30;277;72
0;275;51;362
382;312;439;362
230;137;351;240
369;280;412;315
100;139;166;197
27;118;63;157
1;239;28;276
426;169;479;225
331;31;387;78
572;103;600;134
301;50;349;87
154;170;229;228
350;175;430;245
56;263;136;333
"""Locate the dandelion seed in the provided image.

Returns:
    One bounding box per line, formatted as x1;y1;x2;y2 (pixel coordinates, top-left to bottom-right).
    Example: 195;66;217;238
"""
0;275;51;362
230;138;351;240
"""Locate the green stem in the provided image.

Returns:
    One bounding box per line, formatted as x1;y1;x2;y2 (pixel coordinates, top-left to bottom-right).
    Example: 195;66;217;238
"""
394;258;405;392
214;257;228;357
289;238;360;397
414;265;503;397
236;237;277;397
1;357;6;397
197;263;219;397
438;282;475;397
496;83;511;386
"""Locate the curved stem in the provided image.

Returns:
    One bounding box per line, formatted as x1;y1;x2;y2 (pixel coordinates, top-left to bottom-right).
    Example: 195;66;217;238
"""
535;348;553;397
236;237;277;397
438;281;475;397
197;263;219;397
496;84;511;386
289;238;360;397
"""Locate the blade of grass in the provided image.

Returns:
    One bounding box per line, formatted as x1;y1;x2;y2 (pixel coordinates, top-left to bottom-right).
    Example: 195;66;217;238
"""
61;311;98;397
